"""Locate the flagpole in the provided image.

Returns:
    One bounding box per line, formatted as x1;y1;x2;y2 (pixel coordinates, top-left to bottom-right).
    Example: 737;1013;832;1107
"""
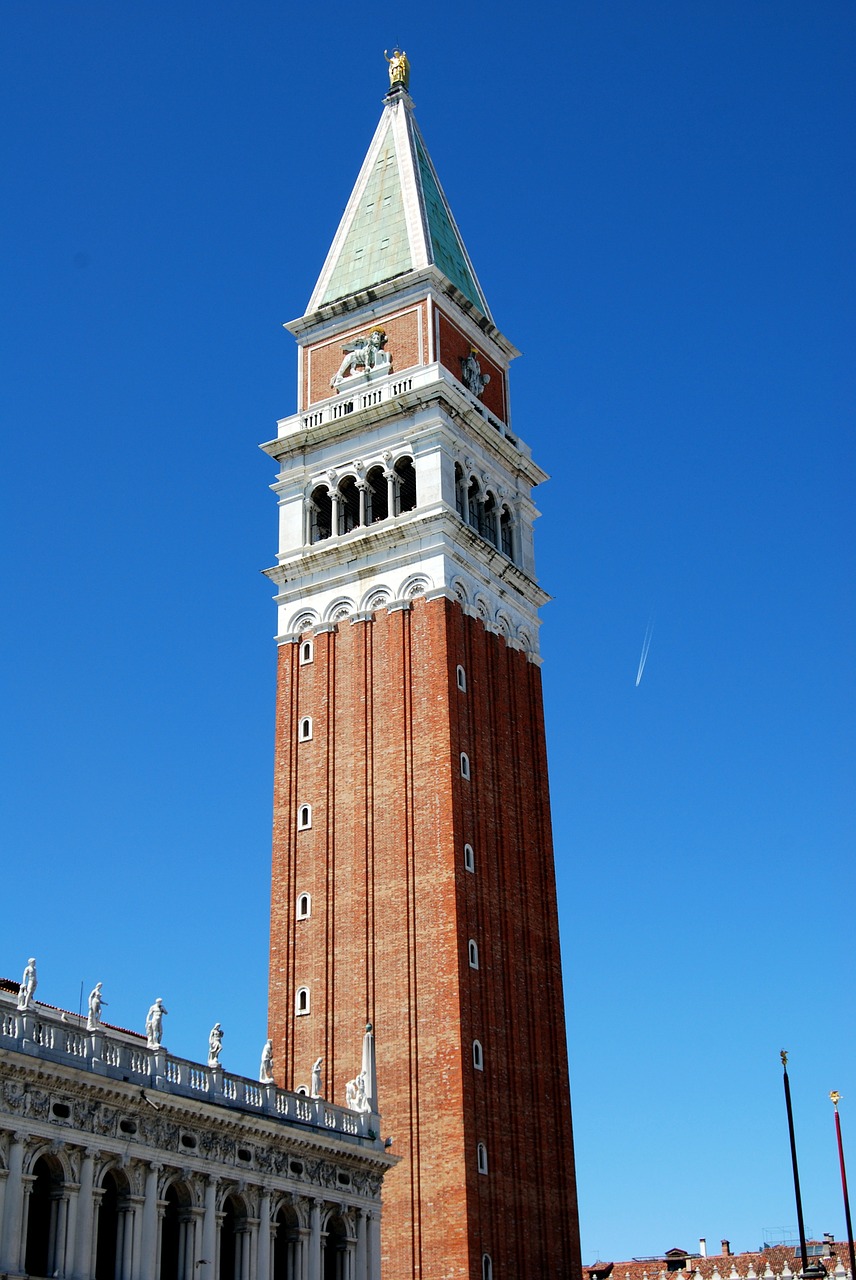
829;1092;856;1280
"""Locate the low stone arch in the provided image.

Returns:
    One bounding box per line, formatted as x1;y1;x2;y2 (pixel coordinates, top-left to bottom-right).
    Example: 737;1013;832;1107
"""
400;573;432;600
289;609;319;635
321;1208;352;1280
450;577;470;607
272;1199;303;1280
324;597;355;623
495;611;513;639
361;586;392;612
473;595;491;623
159;1179;197;1280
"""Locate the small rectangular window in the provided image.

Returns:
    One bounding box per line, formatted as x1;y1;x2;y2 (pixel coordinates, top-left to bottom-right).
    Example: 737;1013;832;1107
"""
456;664;467;692
300;640;314;665
299;716;313;741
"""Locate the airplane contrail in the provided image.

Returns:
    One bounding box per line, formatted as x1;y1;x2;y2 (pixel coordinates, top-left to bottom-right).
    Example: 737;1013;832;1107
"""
635;618;654;687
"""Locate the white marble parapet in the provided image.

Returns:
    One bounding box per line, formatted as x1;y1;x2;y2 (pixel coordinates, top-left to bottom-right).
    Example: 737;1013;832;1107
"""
0;1004;379;1146
269;361;528;456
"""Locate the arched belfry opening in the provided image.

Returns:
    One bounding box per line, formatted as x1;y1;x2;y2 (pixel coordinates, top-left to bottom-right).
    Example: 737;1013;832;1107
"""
394;456;416;513
160;1181;193;1280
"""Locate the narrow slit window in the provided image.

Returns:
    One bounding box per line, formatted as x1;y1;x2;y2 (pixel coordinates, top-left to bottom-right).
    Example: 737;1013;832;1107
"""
296;892;311;920
456;664;467;693
477;1143;488;1175
295;986;310;1016
460;752;470;780
483;1256;493;1280
464;843;475;873
297;804;312;831
300;639;314;665
299;716;313;742
468;939;479;969
473;1040;483;1071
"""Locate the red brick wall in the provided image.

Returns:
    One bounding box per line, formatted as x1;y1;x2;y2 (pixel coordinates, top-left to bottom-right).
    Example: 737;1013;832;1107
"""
303;302;428;408
436;310;507;423
269;596;581;1279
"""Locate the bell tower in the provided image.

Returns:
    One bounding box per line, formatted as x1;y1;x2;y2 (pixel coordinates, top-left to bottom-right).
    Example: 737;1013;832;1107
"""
264;59;582;1280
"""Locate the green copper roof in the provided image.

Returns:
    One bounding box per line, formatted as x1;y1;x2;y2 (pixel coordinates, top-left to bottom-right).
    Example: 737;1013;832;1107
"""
321;126;413;305
413;130;483;312
309;93;492;321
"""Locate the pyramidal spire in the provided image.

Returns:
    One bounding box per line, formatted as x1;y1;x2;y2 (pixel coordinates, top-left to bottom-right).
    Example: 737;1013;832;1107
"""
307;57;493;321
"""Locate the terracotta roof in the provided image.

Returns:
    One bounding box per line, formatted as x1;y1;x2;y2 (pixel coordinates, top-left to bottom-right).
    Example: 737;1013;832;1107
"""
585;1243;855;1280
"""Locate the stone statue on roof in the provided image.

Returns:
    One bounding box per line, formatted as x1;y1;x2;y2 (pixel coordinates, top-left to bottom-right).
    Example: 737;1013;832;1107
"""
17;958;37;1011
384;48;410;91
145;998;167;1049
208;1022;223;1068
87;983;107;1030
260;1038;274;1084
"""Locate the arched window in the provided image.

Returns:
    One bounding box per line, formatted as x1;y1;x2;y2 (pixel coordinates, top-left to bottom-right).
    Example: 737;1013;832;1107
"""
300;639;314;665
477;1143;488;1175
299;716;313;741
500;506;514;560
483;1255;493;1280
483;491;498;547
295;986;310;1016
460;752;471;780
468;939;479;969
366;465;389;523
297;804;312;831
338;475;361;534
296;892;311;920
456;664;467;692
395;456;417;514
309;486;333;544
473;1039;483;1070
464;843;475;872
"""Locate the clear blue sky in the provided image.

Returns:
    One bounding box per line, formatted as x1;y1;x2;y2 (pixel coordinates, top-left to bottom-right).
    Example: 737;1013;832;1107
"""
2;0;854;1263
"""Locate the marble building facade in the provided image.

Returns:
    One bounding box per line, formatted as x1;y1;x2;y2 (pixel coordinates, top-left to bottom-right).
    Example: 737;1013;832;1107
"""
0;984;394;1280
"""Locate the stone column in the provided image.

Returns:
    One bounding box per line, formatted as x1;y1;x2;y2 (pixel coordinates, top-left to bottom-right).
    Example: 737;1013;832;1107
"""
239;1225;251;1280
329;491;341;537
367;1211;381;1280
72;1152;95;1280
127;1195;144;1280
257;1191;271;1280
307;1201;322;1280
120;1205;135;1280
1;1133;27;1275
354;1209;367;1280
63;1178;80;1280
201;1176;218;1280
357;482;368;528
139;1164;160;1280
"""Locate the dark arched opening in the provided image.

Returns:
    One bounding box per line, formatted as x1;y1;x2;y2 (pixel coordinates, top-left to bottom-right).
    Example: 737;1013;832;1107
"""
366;465;388;523
395;457;417;514
483;491;498;547
500;506;514;560
219;1194;246;1280
309;486;332;543
273;1205;300;1280
467;478;483;536
323;1213;348;1280
338;476;361;534
454;462;466;518
159;1184;184;1280
25;1155;62;1278
95;1170;121;1280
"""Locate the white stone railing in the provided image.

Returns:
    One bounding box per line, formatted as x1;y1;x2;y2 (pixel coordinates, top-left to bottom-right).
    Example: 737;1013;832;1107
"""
276;361;526;454
0;1007;379;1144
